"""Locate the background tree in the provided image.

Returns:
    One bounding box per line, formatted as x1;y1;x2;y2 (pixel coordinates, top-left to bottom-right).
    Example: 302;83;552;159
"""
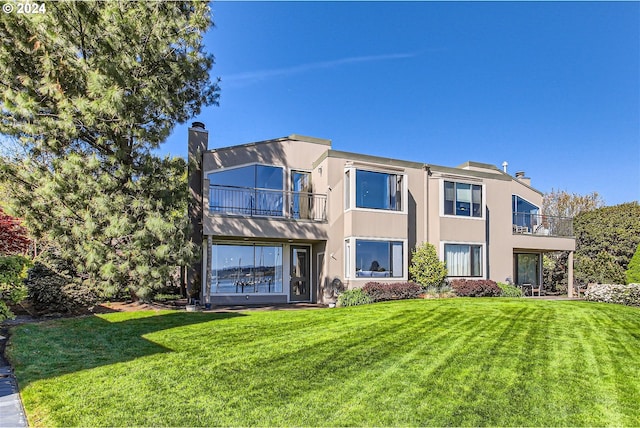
542;189;604;218
409;242;447;287
0;1;219;300
541;189;605;292
573;202;640;285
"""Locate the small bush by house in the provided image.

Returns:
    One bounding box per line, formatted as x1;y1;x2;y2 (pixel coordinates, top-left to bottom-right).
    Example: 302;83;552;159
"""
409;242;447;287
421;284;456;299
26;253;99;313
337;288;373;307
0;255;32;321
584;283;640;307
362;282;423;302
450;279;502;297
497;282;524;298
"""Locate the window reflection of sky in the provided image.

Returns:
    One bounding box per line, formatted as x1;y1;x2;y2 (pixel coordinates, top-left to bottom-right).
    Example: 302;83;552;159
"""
355;170;400;210
209;164;283;190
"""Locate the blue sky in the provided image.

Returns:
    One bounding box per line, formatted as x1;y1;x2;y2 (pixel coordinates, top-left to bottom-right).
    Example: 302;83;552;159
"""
162;1;640;206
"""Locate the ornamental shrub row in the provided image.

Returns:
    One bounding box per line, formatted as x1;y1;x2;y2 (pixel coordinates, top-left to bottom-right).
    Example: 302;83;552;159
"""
450;279;502;297
362;282;423;302
584;283;640;307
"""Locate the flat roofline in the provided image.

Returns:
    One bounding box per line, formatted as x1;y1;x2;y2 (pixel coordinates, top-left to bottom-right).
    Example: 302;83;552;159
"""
206;134;331;153
457;161;503;172
313;149;424;169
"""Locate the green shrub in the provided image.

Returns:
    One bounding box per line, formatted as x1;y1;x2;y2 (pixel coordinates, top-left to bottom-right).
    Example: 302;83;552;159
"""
498;282;524;298
626;244;640;285
26;252;99;313
0;255;32;321
337;288;373;307
409;242;447;287
153;293;183;302
0;301;14;322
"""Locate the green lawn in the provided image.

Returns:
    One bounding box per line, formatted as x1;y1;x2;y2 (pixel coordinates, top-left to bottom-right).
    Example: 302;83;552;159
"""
8;299;640;426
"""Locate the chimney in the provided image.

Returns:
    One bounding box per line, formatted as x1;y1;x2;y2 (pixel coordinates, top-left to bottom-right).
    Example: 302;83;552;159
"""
515;171;531;186
502;161;508;173
187;122;209;299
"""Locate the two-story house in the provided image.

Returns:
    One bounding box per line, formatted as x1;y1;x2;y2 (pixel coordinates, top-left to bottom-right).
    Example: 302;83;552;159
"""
187;123;576;306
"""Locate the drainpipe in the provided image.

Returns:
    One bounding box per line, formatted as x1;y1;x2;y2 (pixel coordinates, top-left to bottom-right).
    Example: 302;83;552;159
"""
423;165;431;244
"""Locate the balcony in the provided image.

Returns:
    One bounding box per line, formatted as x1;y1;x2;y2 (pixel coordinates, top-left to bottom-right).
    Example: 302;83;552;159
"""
209;185;327;222
512;212;573;237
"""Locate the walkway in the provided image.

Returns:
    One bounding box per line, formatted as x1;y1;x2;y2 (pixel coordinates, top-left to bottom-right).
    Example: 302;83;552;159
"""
0;331;27;428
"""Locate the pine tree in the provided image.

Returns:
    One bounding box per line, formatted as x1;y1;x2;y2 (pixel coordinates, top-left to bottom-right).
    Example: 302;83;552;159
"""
0;1;220;299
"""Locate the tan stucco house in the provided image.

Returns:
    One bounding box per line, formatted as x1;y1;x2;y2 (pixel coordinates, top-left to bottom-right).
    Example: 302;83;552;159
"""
187;123;576;305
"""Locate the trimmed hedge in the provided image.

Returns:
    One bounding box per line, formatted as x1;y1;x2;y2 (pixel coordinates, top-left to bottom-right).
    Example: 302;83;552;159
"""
585;283;640;307
362;282;423;302
450;279;502;297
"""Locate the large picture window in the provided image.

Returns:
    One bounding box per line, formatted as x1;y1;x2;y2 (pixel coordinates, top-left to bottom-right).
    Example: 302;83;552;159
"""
354;239;404;278
444;244;482;277
211;243;283;294
444;181;482;217
355;170;403;211
208;165;284;216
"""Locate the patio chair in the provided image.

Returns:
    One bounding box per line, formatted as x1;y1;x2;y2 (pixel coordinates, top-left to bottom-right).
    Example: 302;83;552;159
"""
575;283;591;298
530;283;543;297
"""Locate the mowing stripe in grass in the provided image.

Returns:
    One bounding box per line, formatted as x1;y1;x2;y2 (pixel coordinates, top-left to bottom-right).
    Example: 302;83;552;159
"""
8;299;640;427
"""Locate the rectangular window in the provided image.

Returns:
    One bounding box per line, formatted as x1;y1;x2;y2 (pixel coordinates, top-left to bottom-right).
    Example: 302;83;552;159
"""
211;243;283;294
444;181;482;218
355;170;403;211
354;239;403;278
444;244;482;277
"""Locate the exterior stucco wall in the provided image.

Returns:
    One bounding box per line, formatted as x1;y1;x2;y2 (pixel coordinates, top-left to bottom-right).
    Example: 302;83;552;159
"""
197;132;576;302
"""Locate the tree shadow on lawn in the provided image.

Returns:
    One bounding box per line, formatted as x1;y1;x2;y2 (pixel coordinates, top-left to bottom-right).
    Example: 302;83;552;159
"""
10;311;245;389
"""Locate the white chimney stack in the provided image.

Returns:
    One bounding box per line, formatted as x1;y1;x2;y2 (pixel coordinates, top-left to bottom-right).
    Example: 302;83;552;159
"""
502;161;508;173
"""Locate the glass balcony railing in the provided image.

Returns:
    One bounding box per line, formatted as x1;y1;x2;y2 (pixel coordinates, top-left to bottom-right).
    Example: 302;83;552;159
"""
512;212;573;237
209;185;327;222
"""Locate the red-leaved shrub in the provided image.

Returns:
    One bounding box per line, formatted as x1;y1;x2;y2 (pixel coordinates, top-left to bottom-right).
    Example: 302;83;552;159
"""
362;282;423;302
450;279;501;297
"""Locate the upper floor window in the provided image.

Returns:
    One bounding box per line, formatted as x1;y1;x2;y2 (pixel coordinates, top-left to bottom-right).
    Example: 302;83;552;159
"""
512;195;539;215
354;169;403;211
512;195;540;231
208;164;284;216
444;181;482;217
209;164;283;190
